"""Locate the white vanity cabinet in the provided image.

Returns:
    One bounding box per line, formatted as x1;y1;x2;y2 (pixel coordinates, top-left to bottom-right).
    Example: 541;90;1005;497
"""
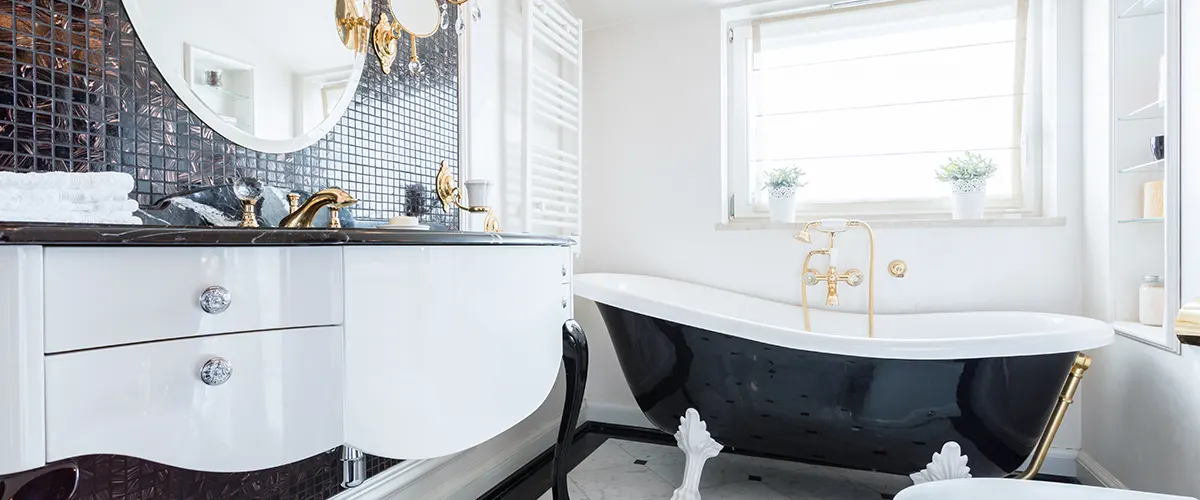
0;241;573;477
43;326;345;473
0;247;44;476
42;247;344;352
343;246;572;459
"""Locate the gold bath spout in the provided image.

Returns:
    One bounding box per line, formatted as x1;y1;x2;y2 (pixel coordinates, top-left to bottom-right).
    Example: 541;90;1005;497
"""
797;220;876;337
278;188;358;228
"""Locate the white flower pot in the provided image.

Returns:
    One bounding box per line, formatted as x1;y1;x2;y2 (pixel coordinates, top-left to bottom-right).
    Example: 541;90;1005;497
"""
949;192;984;220
948;179;987;220
767;186;798;223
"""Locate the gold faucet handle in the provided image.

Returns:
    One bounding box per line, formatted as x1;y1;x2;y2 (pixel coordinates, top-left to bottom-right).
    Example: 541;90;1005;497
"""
840;269;865;287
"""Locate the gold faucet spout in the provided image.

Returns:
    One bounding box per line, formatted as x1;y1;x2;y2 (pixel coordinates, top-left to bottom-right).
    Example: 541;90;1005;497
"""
278;188;358;228
826;267;840;306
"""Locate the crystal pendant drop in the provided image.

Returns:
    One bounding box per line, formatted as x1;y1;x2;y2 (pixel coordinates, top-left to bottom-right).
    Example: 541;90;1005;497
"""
455;5;467;34
471;3;482;21
440;3;450;29
408;59;423;75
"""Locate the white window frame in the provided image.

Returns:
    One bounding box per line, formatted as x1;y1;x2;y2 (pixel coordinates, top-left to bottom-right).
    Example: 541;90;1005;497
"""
725;1;1045;220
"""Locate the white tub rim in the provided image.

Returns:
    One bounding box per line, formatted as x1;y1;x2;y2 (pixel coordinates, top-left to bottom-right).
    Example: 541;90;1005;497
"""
574;273;1113;361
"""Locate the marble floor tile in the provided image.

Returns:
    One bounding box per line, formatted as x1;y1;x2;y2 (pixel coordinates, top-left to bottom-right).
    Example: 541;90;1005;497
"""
612;439;684;462
835;468;914;496
696;480;793;500
612;439;749;489
574;441;640;472
535;478;589;500
568;462;677;500
757;468;881;500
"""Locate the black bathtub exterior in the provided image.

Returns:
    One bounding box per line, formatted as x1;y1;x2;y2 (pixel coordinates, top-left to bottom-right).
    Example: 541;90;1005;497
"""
597;304;1077;477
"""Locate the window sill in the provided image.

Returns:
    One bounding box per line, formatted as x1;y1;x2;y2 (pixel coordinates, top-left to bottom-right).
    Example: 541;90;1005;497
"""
715;216;1067;231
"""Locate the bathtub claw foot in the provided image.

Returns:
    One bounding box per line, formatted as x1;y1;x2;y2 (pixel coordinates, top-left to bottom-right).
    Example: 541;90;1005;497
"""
910;441;972;485
670;408;723;500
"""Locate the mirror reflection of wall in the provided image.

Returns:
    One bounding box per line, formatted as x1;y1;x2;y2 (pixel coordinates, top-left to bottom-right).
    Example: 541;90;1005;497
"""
124;0;363;146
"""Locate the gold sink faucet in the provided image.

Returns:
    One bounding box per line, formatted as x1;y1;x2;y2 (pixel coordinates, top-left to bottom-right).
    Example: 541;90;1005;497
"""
795;220;876;337
279;188;358;228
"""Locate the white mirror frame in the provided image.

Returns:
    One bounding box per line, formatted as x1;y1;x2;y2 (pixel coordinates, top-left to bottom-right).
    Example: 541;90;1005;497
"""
121;0;368;154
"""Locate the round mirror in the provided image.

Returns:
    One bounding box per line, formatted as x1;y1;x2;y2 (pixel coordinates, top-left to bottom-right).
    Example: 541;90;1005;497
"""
392;0;441;38
122;0;370;154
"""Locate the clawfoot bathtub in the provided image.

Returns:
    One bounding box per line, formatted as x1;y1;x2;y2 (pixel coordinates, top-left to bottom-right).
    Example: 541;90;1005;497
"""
575;273;1113;479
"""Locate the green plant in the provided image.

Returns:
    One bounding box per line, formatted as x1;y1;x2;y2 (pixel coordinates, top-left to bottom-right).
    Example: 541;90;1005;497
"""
935;152;998;183
762;165;808;190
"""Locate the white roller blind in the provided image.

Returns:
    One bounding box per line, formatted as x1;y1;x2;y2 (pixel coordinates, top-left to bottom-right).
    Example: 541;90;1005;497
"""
745;0;1029;205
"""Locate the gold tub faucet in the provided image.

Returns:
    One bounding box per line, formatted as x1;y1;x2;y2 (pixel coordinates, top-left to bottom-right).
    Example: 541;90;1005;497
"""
279;188;358;228
795;219;876;337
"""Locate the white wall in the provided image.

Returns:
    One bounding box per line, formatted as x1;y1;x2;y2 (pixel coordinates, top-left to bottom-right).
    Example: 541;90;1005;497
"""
574;3;1087;455
1080;1;1200;496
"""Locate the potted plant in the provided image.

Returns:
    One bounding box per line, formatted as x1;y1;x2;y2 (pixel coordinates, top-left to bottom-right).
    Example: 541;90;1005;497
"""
935;152;997;220
763;165;807;223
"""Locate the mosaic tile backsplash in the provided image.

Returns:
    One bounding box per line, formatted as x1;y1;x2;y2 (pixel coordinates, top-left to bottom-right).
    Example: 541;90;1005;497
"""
0;0;460;497
0;0;460;226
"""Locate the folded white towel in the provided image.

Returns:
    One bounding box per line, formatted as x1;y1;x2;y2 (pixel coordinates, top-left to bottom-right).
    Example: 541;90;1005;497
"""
0;212;142;225
0;188;134;204
0;172;135;193
0;199;139;214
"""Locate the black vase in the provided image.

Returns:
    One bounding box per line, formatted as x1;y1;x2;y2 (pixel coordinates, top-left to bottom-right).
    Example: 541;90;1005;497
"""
1152;135;1165;161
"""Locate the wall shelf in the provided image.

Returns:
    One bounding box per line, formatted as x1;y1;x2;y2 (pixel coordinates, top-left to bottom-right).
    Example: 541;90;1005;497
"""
1118;159;1165;174
1113;321;1165;344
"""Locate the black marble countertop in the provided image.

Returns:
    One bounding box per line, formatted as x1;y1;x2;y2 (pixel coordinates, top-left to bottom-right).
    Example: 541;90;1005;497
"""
0;223;574;247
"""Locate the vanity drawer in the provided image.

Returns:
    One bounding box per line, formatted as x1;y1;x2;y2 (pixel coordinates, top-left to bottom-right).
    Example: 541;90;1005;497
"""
44;326;344;473
43;247;343;353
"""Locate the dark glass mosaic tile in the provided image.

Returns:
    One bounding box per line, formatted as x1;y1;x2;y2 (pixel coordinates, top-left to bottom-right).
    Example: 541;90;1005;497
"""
0;0;460;227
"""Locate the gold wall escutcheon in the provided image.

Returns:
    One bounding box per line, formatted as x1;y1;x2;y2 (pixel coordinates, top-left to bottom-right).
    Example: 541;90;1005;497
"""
373;13;398;74
888;260;907;278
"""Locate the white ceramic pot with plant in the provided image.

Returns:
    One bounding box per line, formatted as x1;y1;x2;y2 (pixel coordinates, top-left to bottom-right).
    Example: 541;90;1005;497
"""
935;152;997;220
763;165;807;223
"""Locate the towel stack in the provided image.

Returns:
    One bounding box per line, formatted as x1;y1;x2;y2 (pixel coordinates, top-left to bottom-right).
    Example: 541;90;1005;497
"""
0;172;141;224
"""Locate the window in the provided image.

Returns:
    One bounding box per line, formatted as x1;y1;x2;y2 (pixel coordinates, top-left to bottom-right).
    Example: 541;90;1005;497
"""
727;0;1037;218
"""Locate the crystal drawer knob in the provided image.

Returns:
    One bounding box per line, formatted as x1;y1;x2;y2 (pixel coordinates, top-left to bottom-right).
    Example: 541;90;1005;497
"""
199;286;231;314
562;297;568;308
200;357;233;386
561;265;567;277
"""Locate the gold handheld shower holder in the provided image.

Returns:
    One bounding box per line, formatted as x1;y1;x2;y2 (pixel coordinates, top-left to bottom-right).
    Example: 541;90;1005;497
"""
436;160;501;233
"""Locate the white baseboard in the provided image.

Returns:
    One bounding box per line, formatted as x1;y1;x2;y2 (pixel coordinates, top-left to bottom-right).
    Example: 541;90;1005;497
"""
1077;452;1128;489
